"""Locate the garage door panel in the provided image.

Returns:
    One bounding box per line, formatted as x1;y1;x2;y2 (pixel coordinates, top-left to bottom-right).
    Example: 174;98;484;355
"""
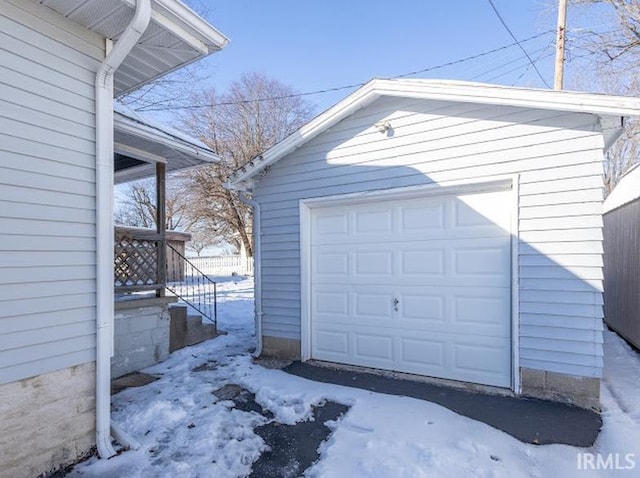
452;338;511;386
454;245;510;279
314;289;349;316
314;250;349;276
313;285;396;324
354;209;393;235
400;337;446;368
453;291;511;331
394;316;507;338
316;229;508;245
313;329;349;359
314;238;509;285
454;202;504;230
401;201;446;232
354;250;393;276
454;190;512;231
313;212;349;240
400;249;446;276
396;332;510;387
354;333;394;363
310;188;512;388
400;293;445;321
354;290;393;319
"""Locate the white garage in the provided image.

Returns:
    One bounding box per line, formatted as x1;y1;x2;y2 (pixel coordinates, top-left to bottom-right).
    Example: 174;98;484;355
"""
227;78;640;408
303;186;513;387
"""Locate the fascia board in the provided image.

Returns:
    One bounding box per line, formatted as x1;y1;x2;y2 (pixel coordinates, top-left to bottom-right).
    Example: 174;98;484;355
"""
120;0;229;53
375;80;640;116
229;78;640;187
115;116;220;163
229;82;381;185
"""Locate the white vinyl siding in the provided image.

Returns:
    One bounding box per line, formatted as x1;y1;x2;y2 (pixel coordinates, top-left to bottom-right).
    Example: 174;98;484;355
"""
254;95;605;379
0;0;103;384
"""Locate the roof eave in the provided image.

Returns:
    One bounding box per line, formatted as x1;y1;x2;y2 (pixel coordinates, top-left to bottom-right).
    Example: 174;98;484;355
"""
228;82;381;187
152;0;230;51
116;0;229;95
228;79;640;187
115;53;211;97
121;0;229;53
114;112;220;163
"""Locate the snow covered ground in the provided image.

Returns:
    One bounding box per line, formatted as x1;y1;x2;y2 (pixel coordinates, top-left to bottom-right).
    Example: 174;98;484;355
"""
70;278;640;477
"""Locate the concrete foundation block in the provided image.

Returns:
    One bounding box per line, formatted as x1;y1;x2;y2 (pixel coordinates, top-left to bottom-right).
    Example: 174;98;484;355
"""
128;309;163;333
521;368;546;391
0;362;95;478
521;367;600;410
112;299;171;378
546;371;600;400
261;336;301;360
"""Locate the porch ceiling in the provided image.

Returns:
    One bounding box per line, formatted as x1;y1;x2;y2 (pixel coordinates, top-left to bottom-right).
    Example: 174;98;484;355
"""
37;0;229;96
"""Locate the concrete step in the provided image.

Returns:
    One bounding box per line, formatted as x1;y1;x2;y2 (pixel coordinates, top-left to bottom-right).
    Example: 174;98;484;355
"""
170;304;219;350
169;305;188;353
185;314;218;346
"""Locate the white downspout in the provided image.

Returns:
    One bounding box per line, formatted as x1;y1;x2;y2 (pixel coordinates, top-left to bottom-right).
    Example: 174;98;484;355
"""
238;192;263;357
95;0;151;459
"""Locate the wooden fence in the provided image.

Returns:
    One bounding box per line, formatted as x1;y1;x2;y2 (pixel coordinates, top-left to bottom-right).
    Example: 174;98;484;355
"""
604;198;640;349
188;255;254;277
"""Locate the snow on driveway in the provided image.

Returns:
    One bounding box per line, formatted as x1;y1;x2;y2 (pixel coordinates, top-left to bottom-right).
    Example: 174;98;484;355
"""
70;278;640;477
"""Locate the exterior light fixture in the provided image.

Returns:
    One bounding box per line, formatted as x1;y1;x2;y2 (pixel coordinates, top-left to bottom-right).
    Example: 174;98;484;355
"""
374;120;392;133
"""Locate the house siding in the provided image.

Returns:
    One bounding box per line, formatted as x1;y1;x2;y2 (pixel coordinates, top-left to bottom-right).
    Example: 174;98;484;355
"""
253;96;605;379
0;0;104;384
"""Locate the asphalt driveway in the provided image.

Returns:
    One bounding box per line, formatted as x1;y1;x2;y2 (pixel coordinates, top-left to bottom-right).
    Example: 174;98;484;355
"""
284;361;601;447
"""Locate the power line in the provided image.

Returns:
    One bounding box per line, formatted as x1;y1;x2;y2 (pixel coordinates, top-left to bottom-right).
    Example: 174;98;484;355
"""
468;43;552;82
136;30;553;112
512;42;556;85
391;31;550;79
488;51;555;83
486;0;551;88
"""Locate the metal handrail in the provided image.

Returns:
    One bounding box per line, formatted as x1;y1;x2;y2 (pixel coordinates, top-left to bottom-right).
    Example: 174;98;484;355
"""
165;243;217;325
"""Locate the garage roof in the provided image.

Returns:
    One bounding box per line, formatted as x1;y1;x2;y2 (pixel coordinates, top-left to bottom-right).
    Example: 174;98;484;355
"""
38;0;229;96
227;78;640;190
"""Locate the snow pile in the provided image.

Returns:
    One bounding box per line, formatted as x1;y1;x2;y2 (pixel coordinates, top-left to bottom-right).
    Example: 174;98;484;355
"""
70;278;640;477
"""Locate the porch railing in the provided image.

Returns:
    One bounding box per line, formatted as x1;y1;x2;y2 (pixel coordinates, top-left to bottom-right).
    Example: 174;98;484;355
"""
114;227;217;326
114;227;164;293
166;244;217;325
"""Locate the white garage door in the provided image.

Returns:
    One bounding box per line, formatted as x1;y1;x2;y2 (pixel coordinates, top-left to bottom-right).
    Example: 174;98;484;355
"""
309;188;512;388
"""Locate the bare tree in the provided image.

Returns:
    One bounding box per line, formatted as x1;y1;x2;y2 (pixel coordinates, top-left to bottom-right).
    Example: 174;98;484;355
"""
114;180;156;228
604;116;640;193
181;73;315;256
114;176;197;231
568;0;640;193
185;222;217;257
570;1;640;65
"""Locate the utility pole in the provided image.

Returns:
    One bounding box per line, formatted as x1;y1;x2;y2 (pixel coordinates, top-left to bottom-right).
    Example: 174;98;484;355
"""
554;0;568;90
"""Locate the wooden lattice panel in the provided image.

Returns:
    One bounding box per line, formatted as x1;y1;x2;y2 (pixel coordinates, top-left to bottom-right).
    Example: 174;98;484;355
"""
114;235;159;287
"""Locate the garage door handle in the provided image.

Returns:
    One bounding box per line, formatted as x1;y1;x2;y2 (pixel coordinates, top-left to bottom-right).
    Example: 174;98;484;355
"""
393;298;399;311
